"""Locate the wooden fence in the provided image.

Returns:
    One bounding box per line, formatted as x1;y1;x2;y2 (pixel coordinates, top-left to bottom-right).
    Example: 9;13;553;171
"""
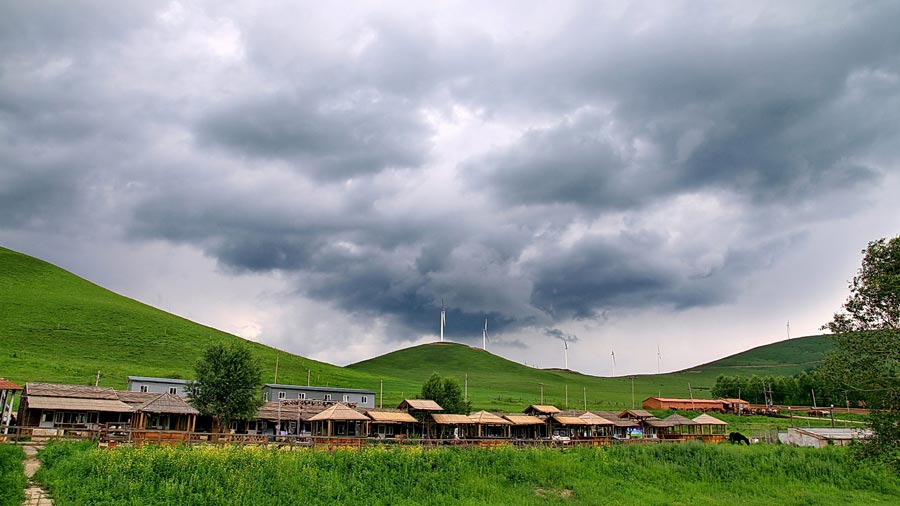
0;425;717;449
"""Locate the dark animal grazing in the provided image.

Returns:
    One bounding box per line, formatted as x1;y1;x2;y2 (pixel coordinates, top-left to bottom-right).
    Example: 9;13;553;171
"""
728;432;750;445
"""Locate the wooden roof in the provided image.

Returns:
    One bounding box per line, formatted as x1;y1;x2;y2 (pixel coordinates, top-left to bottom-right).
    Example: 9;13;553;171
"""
553;415;587;426
579;412;614;425
502;414;546;425
468;411;511;425
595;411;639;427
256;400;328;421
365;410;419;423
308;403;370;422
0;378;23;390
645;419;675;428
135;393;199;415
116;391;163;405
397;399;443;411
618;409;655;419
693;413;728;425
26;396;134;413
431;413;475;424
720;398;749;405
526;405;561;414
663;413;699;425
25;382;119;400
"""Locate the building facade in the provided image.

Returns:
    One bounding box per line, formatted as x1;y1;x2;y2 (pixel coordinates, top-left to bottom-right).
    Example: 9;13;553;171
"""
127;376;191;397
261;384;376;408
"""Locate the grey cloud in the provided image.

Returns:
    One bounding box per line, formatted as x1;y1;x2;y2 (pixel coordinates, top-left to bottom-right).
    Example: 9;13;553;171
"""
195;90;432;180
2;1;899;353
543;327;578;343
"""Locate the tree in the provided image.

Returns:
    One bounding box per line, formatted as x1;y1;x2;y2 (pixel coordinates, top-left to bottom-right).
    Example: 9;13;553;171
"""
420;372;471;414
822;236;900;465
186;344;264;432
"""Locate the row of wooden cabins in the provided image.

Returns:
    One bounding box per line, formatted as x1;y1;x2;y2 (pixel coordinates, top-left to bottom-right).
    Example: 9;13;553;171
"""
5;379;730;444
252;401;730;444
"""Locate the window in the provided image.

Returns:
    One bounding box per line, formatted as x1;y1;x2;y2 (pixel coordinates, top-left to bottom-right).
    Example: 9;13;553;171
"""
324;394;332;401
298;393;306;400
169;387;177;395
278;391;286;400
361;396;368;404
140;385;148;393
263;392;269;401
342;394;350;403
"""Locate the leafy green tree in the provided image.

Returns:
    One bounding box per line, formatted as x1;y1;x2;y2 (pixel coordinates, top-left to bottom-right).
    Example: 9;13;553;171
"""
822;236;900;465
186;344;264;431
420;372;471;414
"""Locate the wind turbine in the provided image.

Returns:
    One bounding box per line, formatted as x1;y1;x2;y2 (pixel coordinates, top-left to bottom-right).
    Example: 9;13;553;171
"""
482;318;488;351
786;320;791;340
657;344;661;374
563;341;569;370
440;299;446;342
610;350;616;377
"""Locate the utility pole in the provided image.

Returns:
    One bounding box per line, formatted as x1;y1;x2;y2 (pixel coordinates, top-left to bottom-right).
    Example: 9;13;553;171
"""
95;370;101;387
631;377;635;409
540;383;544;405
380;379;383;409
565;384;568;409
583;387;587;411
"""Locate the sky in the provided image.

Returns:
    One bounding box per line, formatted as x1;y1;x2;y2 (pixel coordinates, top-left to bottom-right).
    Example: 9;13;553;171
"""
2;1;899;377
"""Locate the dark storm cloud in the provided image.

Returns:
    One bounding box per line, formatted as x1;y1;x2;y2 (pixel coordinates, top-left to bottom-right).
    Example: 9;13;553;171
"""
195;90;432;180
468;2;900;209
2;1;899;348
543;328;578;343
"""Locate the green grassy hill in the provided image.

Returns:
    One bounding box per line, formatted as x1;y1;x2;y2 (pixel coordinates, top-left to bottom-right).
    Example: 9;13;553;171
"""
348;333;832;410
1;246;833;412
0;247;379;392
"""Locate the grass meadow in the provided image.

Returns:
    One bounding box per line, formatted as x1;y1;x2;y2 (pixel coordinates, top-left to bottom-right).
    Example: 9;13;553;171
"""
34;441;900;506
0;444;26;506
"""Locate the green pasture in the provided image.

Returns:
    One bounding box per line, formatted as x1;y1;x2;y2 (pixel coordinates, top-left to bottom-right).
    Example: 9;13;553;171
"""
34;442;900;506
0;444;26;506
0;247;380;392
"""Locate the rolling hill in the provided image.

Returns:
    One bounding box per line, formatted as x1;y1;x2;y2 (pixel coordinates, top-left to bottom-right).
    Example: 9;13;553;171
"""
0;246;380;392
1;246;833;411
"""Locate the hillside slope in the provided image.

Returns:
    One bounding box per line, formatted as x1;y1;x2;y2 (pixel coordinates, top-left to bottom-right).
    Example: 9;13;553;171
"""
0;247;378;391
349;336;832;410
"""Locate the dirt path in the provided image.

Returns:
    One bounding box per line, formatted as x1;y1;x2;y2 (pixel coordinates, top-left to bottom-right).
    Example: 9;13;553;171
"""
22;446;52;506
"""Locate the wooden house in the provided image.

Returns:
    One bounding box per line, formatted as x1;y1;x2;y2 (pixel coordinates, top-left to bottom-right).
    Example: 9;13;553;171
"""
551;414;587;439
254;399;329;436
308;403;369;437
18;383;133;430
364;409;420;438
642;397;728;412
430;413;475;439
578;411;615;438
662;413;699;439
0;378;22;432
130;393;199;431
692;413;728;442
502;414;547;439
595;411;640;439
468;411;511;438
397;399;443;423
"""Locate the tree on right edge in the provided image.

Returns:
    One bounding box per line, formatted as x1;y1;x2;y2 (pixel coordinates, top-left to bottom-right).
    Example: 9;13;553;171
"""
822;235;900;466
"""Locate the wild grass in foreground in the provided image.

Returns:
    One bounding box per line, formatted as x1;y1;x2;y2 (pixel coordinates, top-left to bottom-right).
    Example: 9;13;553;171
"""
35;441;900;506
0;444;26;506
